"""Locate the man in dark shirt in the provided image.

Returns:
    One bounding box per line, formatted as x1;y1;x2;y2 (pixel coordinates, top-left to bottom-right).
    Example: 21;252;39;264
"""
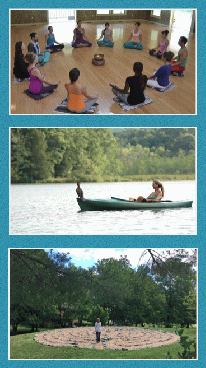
28;33;49;64
28;33;41;54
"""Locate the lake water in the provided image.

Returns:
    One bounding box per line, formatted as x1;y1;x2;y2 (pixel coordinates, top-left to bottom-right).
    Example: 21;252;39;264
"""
10;181;196;235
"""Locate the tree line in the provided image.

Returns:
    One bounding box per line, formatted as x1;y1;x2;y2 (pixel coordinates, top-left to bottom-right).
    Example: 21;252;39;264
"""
10;249;196;335
11;128;195;183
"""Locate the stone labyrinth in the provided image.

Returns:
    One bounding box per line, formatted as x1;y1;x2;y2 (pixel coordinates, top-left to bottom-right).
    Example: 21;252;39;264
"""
34;327;180;350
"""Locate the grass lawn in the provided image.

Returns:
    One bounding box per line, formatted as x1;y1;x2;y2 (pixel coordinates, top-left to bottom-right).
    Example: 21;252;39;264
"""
10;326;197;359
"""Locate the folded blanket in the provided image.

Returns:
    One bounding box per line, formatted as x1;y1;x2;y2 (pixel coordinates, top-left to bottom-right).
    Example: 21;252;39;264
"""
23;89;54;100
113;96;153;111
148;82;176;93
55;99;98;114
13;77;30;84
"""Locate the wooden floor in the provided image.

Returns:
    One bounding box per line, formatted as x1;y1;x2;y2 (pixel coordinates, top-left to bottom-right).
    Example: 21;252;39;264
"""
10;21;196;115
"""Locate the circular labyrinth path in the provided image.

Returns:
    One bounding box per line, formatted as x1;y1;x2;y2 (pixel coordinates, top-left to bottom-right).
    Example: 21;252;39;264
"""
34;326;180;350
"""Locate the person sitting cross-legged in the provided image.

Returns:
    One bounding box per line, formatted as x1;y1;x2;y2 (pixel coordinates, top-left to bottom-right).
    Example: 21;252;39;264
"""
45;26;64;53
28;32;50;64
26;52;60;95
170;36;188;76
123;22;143;50
13;41;30;81
110;62;147;106
147;51;174;89
72;20;92;48
149;30;169;59
65;68;98;113
97;22;114;47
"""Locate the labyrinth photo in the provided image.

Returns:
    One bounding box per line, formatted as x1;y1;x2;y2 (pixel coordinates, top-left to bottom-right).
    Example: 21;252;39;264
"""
34;326;180;350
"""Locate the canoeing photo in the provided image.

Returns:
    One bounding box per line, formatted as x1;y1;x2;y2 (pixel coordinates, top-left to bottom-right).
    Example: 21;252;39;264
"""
10;127;196;235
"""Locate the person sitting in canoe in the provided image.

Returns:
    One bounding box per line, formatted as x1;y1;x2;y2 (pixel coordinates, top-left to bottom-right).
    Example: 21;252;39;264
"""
129;179;165;202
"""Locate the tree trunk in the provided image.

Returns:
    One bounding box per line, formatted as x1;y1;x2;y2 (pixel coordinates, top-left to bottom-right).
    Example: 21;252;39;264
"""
12;324;17;335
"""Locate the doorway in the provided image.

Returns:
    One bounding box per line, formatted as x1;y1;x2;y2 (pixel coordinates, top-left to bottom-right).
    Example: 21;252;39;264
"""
169;10;194;51
170;10;194;33
48;9;76;44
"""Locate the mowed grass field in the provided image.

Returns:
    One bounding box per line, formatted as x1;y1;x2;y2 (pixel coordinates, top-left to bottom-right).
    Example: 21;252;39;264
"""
10;326;197;359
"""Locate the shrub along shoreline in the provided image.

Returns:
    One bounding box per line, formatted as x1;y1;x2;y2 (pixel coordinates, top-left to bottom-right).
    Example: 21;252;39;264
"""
11;174;195;185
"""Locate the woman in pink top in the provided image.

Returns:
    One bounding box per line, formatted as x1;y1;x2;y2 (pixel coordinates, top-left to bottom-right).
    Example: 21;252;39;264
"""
26;53;60;95
149;30;169;59
124;22;143;50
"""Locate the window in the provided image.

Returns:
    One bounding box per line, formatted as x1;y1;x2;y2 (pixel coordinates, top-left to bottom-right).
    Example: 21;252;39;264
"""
113;9;125;14
152;10;161;17
96;9;127;16
97;9;110;15
48;9;75;21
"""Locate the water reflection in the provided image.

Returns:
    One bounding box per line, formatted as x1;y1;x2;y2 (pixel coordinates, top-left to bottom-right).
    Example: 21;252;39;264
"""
10;181;196;235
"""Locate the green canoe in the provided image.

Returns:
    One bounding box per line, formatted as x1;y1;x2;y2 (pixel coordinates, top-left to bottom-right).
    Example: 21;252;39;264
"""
77;197;193;211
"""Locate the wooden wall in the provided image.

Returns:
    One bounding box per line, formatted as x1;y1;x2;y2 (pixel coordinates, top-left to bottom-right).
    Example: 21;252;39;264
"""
10;9;172;27
76;10;151;22
11;10;48;25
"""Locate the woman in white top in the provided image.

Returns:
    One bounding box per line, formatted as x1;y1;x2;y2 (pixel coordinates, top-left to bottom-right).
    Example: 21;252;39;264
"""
95;318;101;342
124;22;143;50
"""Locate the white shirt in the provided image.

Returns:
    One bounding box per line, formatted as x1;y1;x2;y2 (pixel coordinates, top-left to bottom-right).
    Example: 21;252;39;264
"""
95;322;101;332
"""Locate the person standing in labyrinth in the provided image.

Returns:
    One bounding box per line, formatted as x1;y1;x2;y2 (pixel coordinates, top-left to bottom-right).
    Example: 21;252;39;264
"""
95;318;101;342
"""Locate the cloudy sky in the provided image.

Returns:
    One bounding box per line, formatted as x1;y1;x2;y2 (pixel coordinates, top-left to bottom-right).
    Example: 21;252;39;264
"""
45;248;158;269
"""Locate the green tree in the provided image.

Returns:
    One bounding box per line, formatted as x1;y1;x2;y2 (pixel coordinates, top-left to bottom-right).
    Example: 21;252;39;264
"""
151;257;196;327
10;249;73;334
127;266;166;327
87;304;109;326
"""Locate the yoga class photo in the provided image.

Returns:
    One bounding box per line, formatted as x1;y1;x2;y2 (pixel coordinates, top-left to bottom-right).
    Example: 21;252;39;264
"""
10;9;196;114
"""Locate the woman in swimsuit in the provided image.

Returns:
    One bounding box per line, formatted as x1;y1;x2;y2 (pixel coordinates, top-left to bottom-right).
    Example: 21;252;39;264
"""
97;22;114;47
129;179;165;202
45;26;64;53
65;68;98;113
123;22;143;50
26;53;60;95
13;41;30;81
149;30;169;59
72;20;92;48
